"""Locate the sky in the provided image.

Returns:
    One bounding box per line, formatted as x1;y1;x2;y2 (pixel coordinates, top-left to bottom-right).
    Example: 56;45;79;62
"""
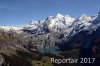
0;0;100;26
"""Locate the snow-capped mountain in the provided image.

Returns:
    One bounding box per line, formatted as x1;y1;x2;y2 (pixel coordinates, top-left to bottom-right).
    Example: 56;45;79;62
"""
45;13;75;31
0;12;100;66
23;13;75;34
0;12;100;52
57;12;100;50
67;12;100;38
0;12;100;36
0;25;22;33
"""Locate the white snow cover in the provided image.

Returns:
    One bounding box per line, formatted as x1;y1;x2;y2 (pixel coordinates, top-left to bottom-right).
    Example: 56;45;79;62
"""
48;13;75;30
67;12;100;36
0;25;22;33
0;12;100;35
25;20;39;29
23;13;75;32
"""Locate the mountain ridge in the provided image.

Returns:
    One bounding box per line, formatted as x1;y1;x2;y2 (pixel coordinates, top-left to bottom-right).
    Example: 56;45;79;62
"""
0;12;100;35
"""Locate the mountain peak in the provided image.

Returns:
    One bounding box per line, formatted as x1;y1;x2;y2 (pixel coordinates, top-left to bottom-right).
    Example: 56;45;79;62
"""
78;14;92;21
29;20;38;25
79;14;87;19
1;12;100;35
55;13;64;18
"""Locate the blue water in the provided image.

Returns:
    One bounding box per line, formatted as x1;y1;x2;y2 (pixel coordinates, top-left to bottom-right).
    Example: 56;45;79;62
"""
37;47;61;55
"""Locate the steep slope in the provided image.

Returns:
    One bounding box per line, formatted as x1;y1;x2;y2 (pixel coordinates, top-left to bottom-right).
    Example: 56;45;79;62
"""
47;13;75;31
23;13;75;34
66;12;100;38
0;12;100;66
58;12;100;50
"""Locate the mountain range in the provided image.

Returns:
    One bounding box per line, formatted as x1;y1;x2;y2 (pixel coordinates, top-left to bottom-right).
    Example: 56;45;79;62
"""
0;12;100;66
0;12;100;36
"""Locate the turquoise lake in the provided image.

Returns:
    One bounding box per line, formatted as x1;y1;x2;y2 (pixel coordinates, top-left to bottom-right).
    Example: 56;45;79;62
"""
37;47;61;55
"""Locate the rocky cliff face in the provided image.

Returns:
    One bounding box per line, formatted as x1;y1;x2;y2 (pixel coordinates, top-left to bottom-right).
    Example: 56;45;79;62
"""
0;12;100;66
